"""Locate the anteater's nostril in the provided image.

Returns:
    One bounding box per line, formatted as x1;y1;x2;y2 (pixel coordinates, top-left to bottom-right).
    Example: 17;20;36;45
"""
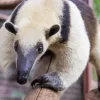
17;75;27;85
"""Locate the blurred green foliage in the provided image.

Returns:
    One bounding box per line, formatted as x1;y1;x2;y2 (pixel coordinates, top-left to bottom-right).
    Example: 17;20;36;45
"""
93;0;100;22
92;67;97;81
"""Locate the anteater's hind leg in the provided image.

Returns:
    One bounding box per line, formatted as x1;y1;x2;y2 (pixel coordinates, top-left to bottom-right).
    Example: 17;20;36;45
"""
90;30;100;91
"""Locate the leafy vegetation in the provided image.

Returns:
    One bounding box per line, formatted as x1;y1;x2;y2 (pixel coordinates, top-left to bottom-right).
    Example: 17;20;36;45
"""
93;0;100;22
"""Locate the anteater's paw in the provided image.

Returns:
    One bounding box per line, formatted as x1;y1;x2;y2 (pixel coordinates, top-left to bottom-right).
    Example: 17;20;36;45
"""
31;72;64;91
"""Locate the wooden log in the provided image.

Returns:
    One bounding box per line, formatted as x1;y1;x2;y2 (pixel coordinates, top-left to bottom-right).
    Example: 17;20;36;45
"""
25;87;60;100
85;89;100;100
0;0;21;9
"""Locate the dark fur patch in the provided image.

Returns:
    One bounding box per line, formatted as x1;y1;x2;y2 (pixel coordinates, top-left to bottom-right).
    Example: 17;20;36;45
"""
70;0;97;49
40;50;54;60
60;1;70;43
11;0;27;24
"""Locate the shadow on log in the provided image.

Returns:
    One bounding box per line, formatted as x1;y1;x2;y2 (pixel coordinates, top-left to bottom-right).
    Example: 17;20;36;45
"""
25;87;60;100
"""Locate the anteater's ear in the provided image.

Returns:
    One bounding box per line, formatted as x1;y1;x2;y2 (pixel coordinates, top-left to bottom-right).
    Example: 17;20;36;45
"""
46;24;60;39
5;22;18;35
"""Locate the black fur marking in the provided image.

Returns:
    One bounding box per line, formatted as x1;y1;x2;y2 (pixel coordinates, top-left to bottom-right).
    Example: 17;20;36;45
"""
11;0;27;24
5;22;17;34
31;72;64;91
60;1;70;43
11;3;22;24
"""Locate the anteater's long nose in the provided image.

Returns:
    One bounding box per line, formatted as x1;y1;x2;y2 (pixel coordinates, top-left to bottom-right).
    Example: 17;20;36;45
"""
17;48;38;85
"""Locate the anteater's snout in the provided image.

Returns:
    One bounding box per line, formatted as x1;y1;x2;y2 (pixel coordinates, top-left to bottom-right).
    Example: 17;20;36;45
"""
16;47;38;85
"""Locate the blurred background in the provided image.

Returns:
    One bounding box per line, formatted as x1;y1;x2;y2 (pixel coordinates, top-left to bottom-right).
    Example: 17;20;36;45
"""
94;0;100;22
0;0;100;100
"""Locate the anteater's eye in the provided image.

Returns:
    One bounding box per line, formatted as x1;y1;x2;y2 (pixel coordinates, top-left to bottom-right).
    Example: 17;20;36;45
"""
14;40;19;52
37;43;43;54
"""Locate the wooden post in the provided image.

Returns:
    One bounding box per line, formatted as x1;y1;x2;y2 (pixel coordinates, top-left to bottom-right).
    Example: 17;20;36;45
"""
83;63;92;100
